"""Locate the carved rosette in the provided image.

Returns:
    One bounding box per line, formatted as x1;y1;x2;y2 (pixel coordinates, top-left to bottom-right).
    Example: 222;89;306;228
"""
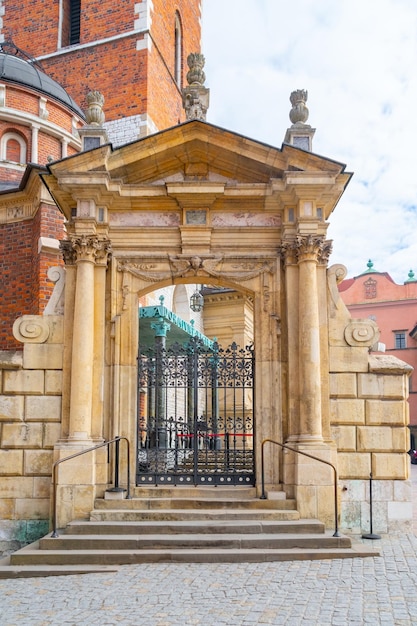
344;319;380;347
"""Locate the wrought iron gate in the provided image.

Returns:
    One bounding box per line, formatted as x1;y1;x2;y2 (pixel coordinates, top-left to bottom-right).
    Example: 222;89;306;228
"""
137;338;254;486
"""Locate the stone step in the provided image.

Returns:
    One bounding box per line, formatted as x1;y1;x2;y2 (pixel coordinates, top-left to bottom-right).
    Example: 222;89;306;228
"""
66;518;325;535
89;508;301;522
37;532;352;551
0;492;380;578
94;497;296;511
0;553;119;579
8;544;378;567
129;486;258;499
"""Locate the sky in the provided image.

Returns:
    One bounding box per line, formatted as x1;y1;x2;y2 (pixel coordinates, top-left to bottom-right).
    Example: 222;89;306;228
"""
201;0;417;284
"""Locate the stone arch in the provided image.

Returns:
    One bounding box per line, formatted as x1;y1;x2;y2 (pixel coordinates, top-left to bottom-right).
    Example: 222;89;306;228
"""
110;256;282;489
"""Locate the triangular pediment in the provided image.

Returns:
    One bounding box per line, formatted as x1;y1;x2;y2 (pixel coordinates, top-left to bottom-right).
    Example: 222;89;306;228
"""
49;120;347;182
42;120;351;221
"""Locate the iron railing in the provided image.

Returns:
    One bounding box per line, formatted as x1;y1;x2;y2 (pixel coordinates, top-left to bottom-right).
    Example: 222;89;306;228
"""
51;436;131;538
260;438;340;537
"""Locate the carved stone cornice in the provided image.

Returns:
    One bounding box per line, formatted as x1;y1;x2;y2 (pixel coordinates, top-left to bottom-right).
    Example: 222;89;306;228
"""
117;254;273;283
60;235;112;265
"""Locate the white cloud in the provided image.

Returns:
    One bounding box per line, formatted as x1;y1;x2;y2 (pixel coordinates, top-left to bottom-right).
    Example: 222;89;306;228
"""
202;0;417;283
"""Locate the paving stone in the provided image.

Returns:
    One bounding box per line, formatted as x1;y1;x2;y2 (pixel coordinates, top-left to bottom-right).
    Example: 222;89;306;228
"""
0;466;416;625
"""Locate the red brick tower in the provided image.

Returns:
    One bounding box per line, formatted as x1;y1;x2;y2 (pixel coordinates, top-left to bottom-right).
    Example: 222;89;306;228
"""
0;0;202;144
0;1;202;350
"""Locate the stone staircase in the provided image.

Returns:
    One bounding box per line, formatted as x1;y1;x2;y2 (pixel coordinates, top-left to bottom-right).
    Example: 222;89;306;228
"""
0;487;379;578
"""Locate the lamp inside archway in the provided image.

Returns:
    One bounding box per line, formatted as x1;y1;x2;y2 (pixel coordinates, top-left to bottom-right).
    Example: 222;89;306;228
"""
190;286;204;312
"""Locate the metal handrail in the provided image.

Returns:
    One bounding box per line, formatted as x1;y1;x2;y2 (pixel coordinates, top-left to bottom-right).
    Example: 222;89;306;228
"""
260;438;340;537
51;436;131;538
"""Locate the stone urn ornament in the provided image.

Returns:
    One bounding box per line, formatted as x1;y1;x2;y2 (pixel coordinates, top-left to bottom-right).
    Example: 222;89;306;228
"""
85;90;105;126
289;89;309;125
186;53;206;86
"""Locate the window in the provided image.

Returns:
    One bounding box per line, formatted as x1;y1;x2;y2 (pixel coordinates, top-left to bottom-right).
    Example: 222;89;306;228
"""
394;332;406;349
61;0;81;47
0;132;27;163
69;0;81;44
174;13;182;86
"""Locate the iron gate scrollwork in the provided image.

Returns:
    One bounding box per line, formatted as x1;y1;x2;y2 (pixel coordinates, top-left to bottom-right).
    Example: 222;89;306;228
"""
137;338;255;486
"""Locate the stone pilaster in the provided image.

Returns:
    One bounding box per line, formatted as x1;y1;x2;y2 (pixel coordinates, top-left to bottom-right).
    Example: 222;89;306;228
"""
91;240;112;441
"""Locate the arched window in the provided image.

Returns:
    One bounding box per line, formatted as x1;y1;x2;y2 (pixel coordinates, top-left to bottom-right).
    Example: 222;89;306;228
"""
1;132;27;163
174;12;182;86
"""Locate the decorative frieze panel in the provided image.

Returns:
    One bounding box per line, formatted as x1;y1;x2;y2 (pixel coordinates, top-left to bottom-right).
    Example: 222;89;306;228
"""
212;213;281;227
117;254;273;283
0;203;34;224
110;211;180;227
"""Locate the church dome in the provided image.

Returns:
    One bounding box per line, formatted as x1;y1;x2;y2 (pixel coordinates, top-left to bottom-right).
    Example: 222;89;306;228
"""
0;45;83;117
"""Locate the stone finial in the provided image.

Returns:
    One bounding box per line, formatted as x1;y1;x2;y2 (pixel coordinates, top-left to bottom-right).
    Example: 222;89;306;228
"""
85;90;105;126
406;269;417;283
186;53;206;86
284;89;315;151
182;53;209;121
80;89;108;150
289;89;309;125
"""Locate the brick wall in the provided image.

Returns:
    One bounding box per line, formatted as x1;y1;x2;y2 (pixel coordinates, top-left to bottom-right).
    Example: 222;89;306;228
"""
0;203;64;351
3;0;201;132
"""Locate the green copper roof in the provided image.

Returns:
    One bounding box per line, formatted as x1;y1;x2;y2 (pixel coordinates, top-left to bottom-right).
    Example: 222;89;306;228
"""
139;297;214;349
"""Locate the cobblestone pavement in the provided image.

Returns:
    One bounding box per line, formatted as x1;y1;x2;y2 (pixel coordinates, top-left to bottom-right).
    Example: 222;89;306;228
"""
1;467;417;626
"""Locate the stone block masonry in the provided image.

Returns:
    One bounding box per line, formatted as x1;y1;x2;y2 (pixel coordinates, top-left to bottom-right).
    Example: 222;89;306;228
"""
330;354;413;533
0;319;63;551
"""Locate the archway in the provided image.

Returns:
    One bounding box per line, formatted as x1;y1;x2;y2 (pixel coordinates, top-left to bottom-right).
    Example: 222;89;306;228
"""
136;282;255;486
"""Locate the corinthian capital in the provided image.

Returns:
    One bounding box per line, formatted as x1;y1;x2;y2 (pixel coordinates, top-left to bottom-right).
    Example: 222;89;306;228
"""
295;235;329;264
61;235;112;265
